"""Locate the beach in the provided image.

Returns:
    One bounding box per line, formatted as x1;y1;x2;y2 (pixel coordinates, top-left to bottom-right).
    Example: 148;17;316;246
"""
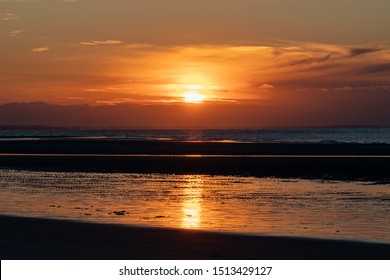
2;0;390;269
1;215;389;260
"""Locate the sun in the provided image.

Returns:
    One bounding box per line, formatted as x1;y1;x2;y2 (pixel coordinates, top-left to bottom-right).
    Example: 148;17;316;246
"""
182;85;205;103
183;91;205;103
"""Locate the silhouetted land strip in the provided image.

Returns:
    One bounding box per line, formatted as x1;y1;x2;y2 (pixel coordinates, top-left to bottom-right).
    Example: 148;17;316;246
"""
1;139;390;155
0;140;389;182
1;215;389;260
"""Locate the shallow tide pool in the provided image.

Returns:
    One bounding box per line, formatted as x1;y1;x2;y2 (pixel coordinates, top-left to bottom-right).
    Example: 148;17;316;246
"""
0;169;389;243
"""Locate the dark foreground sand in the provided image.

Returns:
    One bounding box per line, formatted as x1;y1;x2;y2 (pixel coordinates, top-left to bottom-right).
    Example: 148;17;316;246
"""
1;215;389;260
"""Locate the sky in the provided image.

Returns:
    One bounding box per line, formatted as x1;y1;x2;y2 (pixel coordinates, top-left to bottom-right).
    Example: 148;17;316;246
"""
1;0;390;127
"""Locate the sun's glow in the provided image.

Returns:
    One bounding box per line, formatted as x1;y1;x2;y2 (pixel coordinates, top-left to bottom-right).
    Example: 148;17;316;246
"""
185;84;204;90
183;90;205;103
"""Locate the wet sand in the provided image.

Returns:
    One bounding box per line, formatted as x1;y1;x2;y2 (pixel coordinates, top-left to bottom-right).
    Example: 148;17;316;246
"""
1;215;389;260
0;140;389;181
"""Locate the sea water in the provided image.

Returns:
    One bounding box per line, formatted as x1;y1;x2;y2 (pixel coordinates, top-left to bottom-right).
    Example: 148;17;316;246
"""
0;169;389;243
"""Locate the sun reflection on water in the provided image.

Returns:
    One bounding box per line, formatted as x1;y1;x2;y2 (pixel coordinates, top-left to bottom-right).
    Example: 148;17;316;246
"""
181;176;203;229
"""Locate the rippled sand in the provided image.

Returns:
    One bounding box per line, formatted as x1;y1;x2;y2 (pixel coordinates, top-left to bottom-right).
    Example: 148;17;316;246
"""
0;169;389;243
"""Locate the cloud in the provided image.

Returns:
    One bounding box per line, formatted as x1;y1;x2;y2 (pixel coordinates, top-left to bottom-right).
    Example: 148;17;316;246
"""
358;63;390;75
336;85;390;92
9;29;24;37
288;54;331;66
31;47;50;53
3;12;19;21
349;47;381;57
80;40;123;46
335;86;354;91
3;40;390;105
95;98;134;105
298;87;330;92
259;84;274;92
267;43;389;87
125;43;153;49
358;85;390;92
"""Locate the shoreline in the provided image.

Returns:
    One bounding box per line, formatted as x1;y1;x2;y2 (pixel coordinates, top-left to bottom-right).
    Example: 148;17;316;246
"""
1;215;389;260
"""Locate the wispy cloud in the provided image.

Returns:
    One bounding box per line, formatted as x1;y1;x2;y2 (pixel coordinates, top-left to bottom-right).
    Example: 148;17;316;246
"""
31;47;49;53
288;54;331;66
80;40;123;46
358;63;390;75
125;43;153;49
349;47;381;57
336;85;390;92
3;12;19;21
335;86;354;91
3;39;390;105
9;29;24;37
94;98;134;105
298;87;330;92
259;84;274;92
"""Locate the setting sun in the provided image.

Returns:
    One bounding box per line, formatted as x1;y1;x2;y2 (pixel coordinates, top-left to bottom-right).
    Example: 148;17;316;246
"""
183;91;205;103
180;83;207;103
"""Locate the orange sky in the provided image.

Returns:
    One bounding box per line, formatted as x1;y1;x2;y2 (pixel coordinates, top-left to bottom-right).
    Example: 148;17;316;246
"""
1;0;390;127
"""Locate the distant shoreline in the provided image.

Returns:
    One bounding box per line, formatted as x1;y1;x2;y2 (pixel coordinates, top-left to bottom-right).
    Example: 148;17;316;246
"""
1;215;389;260
2;125;390;130
1;139;390;155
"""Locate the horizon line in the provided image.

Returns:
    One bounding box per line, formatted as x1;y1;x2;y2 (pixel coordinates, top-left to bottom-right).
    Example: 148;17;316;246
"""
1;125;390;130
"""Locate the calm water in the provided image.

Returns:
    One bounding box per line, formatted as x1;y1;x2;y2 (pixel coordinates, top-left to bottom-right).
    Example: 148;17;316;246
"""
1;169;389;243
0;128;389;144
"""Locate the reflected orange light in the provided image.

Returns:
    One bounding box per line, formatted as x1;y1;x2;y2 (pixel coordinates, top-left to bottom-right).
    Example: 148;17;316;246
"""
181;176;203;228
